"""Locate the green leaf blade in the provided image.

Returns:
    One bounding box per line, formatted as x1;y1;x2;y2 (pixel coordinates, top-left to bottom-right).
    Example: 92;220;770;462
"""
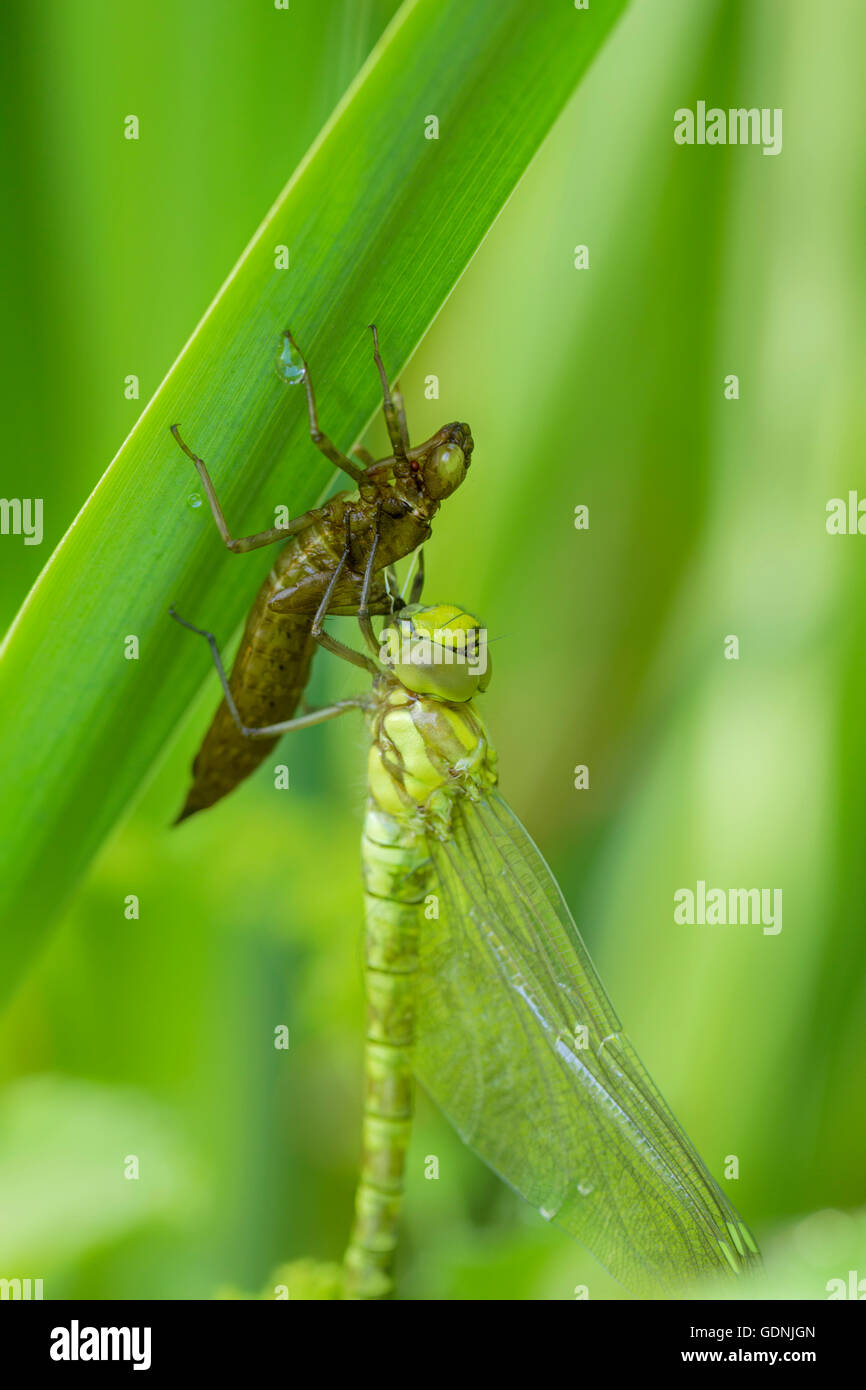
0;0;628;998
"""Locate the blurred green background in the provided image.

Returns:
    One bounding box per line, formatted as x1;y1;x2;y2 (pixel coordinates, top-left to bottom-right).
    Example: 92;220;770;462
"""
1;0;865;1299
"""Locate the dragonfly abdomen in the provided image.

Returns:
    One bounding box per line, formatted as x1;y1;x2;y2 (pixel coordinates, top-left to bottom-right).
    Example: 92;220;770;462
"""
174;574;315;822
343;801;431;1299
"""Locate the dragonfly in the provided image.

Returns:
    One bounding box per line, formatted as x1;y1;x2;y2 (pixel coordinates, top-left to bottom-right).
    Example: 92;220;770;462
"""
173;579;761;1299
170;325;473;822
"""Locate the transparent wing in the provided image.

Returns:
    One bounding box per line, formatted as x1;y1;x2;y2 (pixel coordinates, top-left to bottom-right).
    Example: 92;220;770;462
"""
415;793;759;1296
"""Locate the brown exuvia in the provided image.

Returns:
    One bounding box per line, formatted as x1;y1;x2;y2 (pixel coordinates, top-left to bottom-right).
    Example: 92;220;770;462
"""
170;326;473;822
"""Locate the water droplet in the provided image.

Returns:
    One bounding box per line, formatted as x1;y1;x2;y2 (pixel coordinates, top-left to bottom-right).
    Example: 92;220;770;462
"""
187;492;202;510
539;1206;555;1222
576;1181;594;1197
275;333;307;385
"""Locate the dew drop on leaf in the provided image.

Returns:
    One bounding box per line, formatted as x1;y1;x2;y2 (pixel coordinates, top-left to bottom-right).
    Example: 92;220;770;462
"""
275;334;307;385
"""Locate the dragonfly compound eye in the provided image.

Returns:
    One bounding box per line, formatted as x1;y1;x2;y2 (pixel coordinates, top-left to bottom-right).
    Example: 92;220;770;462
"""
379;604;490;702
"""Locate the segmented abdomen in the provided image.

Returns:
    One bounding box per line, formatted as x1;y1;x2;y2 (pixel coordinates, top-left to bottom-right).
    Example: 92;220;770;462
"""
174;570;315;822
343;800;431;1299
174;509;348;823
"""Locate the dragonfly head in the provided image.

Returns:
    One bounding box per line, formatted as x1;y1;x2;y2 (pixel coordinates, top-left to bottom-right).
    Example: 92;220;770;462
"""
409;423;473;502
379;603;491;703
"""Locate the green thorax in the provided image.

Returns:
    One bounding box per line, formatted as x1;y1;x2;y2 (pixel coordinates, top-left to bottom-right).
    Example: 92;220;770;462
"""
366;682;499;840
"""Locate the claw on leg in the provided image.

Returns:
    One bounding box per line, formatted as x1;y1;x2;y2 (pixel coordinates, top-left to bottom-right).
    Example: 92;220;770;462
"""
169;604;248;735
283;328;365;484
369;325;410;468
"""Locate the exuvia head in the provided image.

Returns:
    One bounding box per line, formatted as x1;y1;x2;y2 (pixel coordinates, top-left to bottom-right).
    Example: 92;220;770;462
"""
379;602;491;703
408;422;473;501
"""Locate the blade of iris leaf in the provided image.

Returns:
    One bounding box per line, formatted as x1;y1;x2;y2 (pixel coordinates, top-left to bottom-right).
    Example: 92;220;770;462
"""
0;0;630;1000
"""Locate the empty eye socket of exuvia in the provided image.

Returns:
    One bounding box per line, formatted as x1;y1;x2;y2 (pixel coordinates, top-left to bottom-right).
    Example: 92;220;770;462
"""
424;444;466;499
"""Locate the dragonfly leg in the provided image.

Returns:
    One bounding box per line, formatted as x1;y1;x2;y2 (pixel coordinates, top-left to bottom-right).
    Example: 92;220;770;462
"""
169;605;363;738
168;605;249;732
171;426;302;553
353;445;376;467
392;380;410;453
284;329;365;484
369;325;410;469
357;503;384;659
310;514;380;675
408;547;425;605
384;564;405;614
236;698;365;739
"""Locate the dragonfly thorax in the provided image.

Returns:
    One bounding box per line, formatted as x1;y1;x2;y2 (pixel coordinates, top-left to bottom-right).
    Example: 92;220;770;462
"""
367;686;498;839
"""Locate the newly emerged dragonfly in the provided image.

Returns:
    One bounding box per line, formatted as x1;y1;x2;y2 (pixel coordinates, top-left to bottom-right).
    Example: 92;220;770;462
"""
174;586;761;1299
170;326;473;821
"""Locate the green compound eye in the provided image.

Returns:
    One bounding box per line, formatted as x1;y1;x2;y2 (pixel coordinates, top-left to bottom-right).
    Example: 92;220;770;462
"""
379;604;490;702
